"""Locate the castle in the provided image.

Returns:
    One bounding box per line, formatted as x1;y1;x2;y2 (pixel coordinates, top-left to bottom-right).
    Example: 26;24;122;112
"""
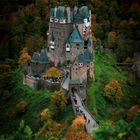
23;5;98;133
23;5;94;92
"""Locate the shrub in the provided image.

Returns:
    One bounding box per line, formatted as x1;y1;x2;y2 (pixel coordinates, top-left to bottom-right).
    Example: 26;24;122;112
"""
16;100;28;114
3;90;11;100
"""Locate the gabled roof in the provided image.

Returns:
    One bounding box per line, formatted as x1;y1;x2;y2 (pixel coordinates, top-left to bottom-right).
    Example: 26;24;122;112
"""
56;6;66;19
39;49;49;64
50;8;55;18
84;38;93;48
73;8;83;23
66;27;84;44
31;52;40;63
84;49;92;62
80;6;89;19
31;49;49;64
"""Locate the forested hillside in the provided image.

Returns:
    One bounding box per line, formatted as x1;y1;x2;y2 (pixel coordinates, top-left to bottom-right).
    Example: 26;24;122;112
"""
0;0;140;140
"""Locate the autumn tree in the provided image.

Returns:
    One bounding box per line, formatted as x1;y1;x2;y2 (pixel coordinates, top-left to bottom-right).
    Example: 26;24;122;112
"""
65;116;93;140
15;100;28;115
104;80;123;102
127;105;139;122
39;108;51;121
107;31;117;50
45;67;61;79
51;90;67;120
18;48;31;66
38;108;64;139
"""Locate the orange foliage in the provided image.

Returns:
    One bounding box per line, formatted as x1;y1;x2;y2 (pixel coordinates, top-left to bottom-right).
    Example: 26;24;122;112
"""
72;116;86;128
45;67;61;78
65;116;93;140
127;105;139;122
51;90;67;109
18;48;31;65
39;108;51;121
104;80;123;102
64;129;93;140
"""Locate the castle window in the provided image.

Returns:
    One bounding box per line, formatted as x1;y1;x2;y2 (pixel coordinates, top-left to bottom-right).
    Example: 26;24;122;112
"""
66;43;70;52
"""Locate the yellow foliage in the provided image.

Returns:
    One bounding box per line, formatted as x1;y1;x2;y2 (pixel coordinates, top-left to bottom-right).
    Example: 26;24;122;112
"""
118;132;127;139
51;90;67;109
16;100;28;113
45;67;61;78
18;48;31;65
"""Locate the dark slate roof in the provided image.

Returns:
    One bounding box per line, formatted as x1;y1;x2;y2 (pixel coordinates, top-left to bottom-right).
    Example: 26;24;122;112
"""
80;6;89;19
69;79;81;84
39;49;49;64
84;49;92;62
73;8;83;23
78;49;92;64
84;38;93;48
78;54;85;64
66;27;84;44
56;6;66;19
31;52;40;63
50;8;55;18
31;49;49;64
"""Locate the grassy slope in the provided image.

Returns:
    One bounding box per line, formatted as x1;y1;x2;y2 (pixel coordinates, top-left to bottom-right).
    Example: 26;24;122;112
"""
0;70;74;135
87;49;140;121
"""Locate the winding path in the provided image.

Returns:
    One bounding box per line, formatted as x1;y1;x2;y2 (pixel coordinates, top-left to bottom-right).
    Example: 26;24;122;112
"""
71;92;98;133
61;69;98;133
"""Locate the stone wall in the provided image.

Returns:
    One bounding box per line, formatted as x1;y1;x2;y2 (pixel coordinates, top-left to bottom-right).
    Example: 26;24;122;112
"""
23;75;61;91
23;75;39;89
70;58;89;82
48;23;73;64
66;44;84;62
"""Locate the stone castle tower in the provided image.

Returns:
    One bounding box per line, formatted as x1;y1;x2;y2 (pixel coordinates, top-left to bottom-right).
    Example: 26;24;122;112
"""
47;5;93;65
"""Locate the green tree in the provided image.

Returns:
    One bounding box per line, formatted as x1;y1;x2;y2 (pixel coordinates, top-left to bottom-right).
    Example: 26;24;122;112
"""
51;90;67;120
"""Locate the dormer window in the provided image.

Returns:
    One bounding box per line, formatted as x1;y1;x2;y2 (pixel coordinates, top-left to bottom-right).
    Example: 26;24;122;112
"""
50;18;54;22
59;18;66;23
55;18;59;23
79;63;83;67
84;18;88;24
66;43;70;52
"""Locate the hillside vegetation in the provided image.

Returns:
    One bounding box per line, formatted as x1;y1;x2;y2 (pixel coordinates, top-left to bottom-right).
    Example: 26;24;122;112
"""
87;49;140;139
